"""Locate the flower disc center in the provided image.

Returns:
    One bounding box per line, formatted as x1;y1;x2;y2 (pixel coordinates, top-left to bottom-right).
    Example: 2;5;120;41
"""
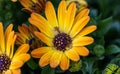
53;33;72;51
0;54;11;72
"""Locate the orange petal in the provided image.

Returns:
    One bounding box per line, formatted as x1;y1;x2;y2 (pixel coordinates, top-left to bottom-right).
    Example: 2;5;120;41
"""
73;47;89;56
73;36;94;46
5;70;12;74
65;49;79;61
14;44;29;57
12;54;30;62
58;1;66;32
50;50;62;68
19;0;32;9
10;60;24;69
74;8;90;23
78;25;97;36
31;47;52;58
34;32;53;46
12;69;21;74
64;2;76;33
0;22;5;53
39;50;54;67
70;16;90;38
45;1;58;28
60;54;69;71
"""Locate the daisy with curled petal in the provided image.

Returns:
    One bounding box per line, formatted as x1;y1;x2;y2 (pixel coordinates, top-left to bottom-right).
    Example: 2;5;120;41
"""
29;1;97;71
0;22;30;74
19;0;46;13
16;24;43;50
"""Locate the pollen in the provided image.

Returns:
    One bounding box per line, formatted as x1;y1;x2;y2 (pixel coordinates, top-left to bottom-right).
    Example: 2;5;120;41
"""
53;33;72;51
0;54;11;73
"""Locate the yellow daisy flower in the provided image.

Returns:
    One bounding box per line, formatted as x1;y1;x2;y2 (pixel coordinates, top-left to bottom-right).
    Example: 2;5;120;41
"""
66;0;88;12
29;1;97;71
0;22;30;74
16;24;43;50
19;0;46;13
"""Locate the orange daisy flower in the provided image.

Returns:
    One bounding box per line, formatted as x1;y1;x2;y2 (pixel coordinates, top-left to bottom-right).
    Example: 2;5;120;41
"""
19;0;46;12
29;1;97;71
0;22;30;74
16;24;43;50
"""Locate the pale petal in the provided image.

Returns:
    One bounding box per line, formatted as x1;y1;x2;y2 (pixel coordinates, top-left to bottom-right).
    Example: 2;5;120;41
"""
39;50;54;67
65;49;79;61
73;36;94;46
64;2;76;33
50;50;62;68
73;47;89;56
45;1;58;28
34;32;53;46
31;47;52;58
60;54;69;71
70;16;90;38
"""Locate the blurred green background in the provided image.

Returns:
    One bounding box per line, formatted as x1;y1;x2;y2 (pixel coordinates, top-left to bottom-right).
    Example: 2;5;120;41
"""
0;0;120;74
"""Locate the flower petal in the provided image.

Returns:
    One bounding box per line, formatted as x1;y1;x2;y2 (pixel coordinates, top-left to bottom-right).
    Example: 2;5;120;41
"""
50;50;62;68
39;50;54;67
58;1;66;32
10;60;24;69
73;47;89;56
34;32;53;46
73;36;94;46
45;1;58;27
74;8;90;23
64;2;76;33
12;69;21;74
12;54;30;62
14;44;29;57
5;70;12;74
5;24;13;38
65;49;79;61
31;47;52;58
19;0;32;9
78;25;97;36
60;54;69;71
70;16;90;38
0;22;5;53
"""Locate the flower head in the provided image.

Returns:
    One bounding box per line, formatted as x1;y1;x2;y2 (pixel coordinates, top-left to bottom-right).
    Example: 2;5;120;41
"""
19;0;46;13
16;24;43;50
29;1;97;71
0;22;30;74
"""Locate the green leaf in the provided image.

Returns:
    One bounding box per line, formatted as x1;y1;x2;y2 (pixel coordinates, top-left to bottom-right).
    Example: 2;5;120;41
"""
105;45;120;55
27;58;38;70
41;66;55;74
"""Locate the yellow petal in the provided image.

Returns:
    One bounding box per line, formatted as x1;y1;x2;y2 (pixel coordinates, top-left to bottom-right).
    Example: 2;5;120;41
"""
12;54;30;62
78;25;97;36
5;24;13;38
12;69;21;74
29;17;54;38
19;0;32;9
0;22;5;53
73;47;89;56
60;54;69;71
65;49;79;61
64;2;76;33
10;60;24;69
5;70;12;74
14;44;29;57
73;36;94;46
58;1;66;32
50;50;62;68
39;50;54;67
70;16;90;38
34;32;53;46
31;47;52;58
45;1;58;28
74;8;90;23
6;31;14;56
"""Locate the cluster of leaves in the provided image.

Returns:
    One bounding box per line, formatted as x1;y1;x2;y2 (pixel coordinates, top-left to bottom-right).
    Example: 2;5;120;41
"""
0;0;120;74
